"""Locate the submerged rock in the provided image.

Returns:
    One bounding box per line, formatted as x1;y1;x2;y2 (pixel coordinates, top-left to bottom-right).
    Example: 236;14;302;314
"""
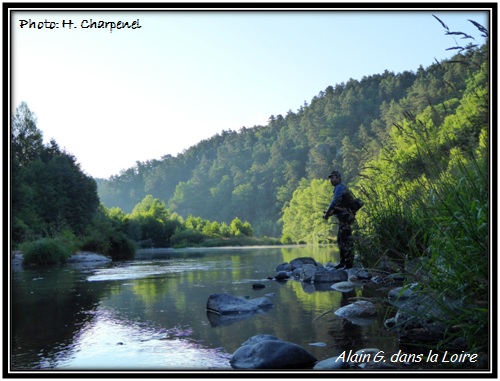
252;283;266;289
206;293;273;314
313;356;350;370
290;257;317;269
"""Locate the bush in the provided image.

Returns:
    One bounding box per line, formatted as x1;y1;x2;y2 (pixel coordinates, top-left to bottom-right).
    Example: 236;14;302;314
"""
21;237;72;266
81;229;136;260
107;233;136;260
203;236;281;247
171;228;206;248
281;233;294;245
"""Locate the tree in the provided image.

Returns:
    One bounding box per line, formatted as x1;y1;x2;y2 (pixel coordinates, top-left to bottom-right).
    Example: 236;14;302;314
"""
229;217;253;237
281;179;333;244
11;102;43;168
128;195;180;247
11;103;99;242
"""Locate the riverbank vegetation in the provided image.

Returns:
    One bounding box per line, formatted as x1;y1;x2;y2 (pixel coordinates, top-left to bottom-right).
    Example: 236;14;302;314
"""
9;104;265;264
281;21;489;353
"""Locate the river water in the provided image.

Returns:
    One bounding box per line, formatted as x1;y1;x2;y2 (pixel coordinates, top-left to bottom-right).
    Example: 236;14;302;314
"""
10;245;402;373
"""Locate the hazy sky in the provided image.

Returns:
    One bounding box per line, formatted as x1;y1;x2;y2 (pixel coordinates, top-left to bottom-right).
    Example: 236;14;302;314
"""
10;7;489;178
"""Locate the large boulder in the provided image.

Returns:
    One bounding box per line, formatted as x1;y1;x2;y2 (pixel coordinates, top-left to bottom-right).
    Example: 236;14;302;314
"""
206;293;273;314
299;265;348;284
230;335;317;369
275;262;292;272
385;290;463;346
314;269;348;283
387;283;419;307
290;257;317;269
274;271;291;280
299;264;317;282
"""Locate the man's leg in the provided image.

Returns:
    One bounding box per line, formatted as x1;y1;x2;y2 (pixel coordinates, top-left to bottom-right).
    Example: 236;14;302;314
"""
336;220;353;269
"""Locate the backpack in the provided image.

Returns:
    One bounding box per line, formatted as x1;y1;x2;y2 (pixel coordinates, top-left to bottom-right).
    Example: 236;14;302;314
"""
350;197;364;212
342;188;364;212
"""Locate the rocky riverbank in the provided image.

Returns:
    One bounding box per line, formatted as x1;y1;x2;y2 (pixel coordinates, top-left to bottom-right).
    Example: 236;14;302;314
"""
11;251;111;272
218;256;487;370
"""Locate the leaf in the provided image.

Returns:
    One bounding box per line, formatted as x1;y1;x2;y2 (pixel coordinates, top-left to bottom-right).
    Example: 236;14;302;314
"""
432;14;449;31
468;19;489;37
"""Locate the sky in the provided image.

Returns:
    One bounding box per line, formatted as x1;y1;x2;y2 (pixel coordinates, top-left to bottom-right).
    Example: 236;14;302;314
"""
9;6;490;179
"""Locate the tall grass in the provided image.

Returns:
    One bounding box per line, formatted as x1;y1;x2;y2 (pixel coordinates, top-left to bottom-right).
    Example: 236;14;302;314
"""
21;237;73;266
354;120;489;352
421;149;489;353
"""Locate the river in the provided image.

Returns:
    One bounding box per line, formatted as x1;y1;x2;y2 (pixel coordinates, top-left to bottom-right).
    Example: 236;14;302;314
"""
10;245;401;373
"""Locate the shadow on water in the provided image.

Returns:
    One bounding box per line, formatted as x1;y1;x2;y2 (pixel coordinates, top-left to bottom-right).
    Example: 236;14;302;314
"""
11;246;403;371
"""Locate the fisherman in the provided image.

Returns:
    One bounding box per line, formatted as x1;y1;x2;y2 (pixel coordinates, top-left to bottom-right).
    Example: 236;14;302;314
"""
323;170;356;269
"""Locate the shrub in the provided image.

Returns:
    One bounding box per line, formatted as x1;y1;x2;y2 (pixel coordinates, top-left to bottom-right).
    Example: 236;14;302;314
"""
171;228;206;248
107;233;136;260
21;237;72;266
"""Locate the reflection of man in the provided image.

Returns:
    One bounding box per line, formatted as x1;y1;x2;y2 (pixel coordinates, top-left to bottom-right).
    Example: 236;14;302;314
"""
323;171;355;269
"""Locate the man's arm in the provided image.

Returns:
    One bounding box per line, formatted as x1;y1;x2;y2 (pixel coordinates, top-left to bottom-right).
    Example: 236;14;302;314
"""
323;184;346;219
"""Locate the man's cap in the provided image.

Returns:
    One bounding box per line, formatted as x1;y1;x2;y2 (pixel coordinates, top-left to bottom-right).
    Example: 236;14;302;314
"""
328;170;341;178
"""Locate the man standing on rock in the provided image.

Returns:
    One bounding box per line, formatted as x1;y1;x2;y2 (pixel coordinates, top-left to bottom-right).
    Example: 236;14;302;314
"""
323;171;356;269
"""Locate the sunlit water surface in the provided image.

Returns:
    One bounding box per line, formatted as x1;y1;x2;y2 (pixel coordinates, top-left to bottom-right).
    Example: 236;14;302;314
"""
11;246;399;372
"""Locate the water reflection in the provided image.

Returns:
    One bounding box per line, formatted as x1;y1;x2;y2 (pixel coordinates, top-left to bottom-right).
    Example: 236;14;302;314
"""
11;246;399;371
55;308;231;370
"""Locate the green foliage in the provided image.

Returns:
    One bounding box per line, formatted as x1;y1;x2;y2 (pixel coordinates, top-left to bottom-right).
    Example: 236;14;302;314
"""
108;195;255;248
107;232;136;260
353;48;489;351
229;217;253;237
124;195;181;247
11;103;137;263
21;237;73;266
415;148;487;353
11;101;43;168
80;204;136;259
281;179;333;244
170;228;206;248
203;236;281;247
11;104;99;245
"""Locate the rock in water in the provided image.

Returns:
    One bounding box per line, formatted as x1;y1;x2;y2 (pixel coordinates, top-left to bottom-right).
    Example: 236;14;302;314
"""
331;281;355;292
230;335;317;369
206;293;272;314
334;300;377;325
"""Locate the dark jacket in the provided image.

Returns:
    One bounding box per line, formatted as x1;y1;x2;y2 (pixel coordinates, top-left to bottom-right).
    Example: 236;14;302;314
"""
326;183;355;219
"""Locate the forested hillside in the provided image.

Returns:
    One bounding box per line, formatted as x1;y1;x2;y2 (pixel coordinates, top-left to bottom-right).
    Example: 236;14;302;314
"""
12;102;100;243
97;43;487;237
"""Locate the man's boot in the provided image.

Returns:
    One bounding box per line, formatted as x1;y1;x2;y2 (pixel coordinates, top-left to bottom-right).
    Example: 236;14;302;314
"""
333;260;346;269
333;248;348;269
343;258;353;269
